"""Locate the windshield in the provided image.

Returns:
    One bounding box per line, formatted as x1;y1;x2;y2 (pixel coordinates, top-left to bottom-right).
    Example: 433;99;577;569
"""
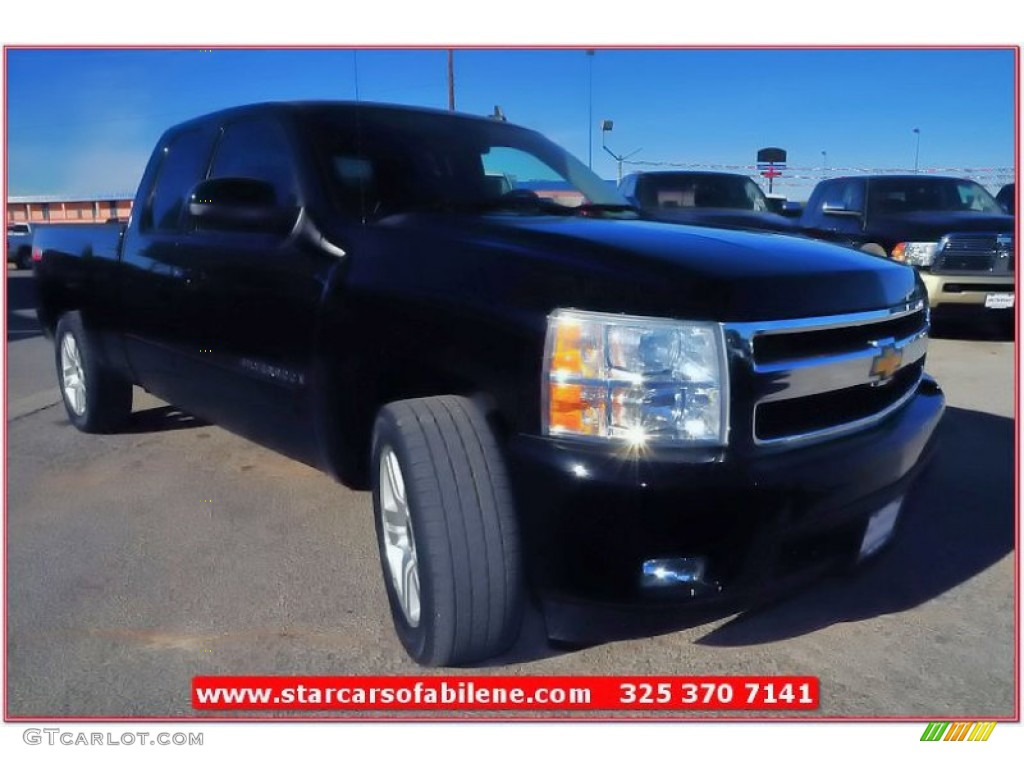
636;173;769;212
308;107;631;220
867;178;1004;215
7;224;30;234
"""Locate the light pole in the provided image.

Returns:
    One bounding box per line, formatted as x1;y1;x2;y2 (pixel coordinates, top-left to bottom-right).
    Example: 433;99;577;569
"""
447;50;455;112
601;120;641;184
821;150;828;178
586;50;595;169
913;128;921;173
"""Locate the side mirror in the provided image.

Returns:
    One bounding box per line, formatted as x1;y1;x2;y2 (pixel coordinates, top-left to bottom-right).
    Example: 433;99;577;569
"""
188;178;298;234
822;201;862;218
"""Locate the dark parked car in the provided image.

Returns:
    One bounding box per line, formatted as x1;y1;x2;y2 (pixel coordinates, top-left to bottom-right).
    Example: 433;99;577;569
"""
800;175;1014;325
619;170;800;233
6;222;33;269
33;102;943;666
996;183;1014;216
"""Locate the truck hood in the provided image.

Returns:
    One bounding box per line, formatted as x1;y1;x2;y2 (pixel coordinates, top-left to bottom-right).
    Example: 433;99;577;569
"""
644;207;801;234
868;211;1014;243
375;213;924;322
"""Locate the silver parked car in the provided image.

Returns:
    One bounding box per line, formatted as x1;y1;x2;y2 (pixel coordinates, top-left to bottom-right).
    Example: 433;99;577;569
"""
6;223;33;269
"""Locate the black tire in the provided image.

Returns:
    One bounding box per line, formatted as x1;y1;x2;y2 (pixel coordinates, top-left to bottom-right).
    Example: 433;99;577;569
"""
371;395;523;667
16;247;31;270
54;312;133;433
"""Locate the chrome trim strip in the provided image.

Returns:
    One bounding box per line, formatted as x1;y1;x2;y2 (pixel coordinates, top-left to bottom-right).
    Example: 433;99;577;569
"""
756;330;928;402
727;300;926;343
753;369;924;447
725;302;929;448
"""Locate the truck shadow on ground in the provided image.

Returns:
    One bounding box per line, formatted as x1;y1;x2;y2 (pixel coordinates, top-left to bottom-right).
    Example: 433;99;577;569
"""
930;315;1014;342
696;405;1013;647
122;405;209;433
496;406;1013;664
6;271;43;342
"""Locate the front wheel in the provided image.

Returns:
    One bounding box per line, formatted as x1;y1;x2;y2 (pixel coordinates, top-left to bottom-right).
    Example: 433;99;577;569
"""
55;312;133;433
371;396;524;667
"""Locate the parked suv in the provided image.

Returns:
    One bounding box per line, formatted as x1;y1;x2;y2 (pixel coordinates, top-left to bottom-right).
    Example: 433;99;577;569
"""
800;175;1014;325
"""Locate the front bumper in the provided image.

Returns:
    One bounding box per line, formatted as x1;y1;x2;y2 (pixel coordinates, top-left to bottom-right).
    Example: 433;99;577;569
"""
506;375;945;639
920;272;1014;309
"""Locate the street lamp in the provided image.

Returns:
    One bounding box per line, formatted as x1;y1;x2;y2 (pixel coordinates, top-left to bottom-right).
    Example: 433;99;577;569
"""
601;120;642;184
913;128;921;173
821;150;828;178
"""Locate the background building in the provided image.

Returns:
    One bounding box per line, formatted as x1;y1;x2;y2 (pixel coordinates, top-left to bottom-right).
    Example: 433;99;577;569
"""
7;193;134;224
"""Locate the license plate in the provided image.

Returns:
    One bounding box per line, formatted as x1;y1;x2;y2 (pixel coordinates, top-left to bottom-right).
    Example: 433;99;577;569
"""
859;498;903;560
984;293;1014;309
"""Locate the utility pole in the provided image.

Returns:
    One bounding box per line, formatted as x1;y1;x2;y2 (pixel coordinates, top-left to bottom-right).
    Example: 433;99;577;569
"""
352;50;361;101
586;50;595;168
448;50;455;111
913;128;921;173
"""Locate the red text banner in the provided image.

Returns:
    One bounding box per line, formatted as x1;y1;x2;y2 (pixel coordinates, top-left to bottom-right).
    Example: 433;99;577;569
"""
192;675;819;712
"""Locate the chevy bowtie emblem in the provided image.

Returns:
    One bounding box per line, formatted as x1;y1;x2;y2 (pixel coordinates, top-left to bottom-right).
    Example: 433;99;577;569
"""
870;345;903;383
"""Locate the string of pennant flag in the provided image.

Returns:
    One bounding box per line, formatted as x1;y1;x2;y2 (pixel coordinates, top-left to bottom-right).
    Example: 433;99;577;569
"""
623;159;1013;182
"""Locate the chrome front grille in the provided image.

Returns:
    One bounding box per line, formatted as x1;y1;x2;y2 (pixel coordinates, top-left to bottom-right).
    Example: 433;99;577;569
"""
727;301;929;447
932;233;1014;274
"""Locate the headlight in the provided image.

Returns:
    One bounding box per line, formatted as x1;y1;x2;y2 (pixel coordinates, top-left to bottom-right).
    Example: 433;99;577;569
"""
891;241;937;267
543;309;729;446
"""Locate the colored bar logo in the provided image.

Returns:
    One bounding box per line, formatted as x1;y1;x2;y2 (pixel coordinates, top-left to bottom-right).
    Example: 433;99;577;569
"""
921;722;996;741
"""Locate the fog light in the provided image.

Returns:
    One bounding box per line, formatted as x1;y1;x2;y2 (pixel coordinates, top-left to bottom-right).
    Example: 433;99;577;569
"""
641;557;708;588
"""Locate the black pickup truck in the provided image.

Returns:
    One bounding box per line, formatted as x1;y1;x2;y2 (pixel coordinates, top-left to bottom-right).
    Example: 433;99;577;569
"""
800;175;1015;327
33;102;944;667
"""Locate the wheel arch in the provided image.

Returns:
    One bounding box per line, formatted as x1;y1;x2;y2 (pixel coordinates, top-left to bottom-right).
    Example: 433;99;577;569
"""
315;349;512;490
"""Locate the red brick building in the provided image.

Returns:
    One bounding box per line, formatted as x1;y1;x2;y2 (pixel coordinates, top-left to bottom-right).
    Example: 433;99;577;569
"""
7;193;134;224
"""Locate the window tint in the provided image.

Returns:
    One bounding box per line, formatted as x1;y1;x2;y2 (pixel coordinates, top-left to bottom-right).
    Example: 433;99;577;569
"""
827;179;865;212
481;146;581;204
147;129;212;232
311;109;628;220
210;119;298;207
867;178;1001;215
634;173;767;211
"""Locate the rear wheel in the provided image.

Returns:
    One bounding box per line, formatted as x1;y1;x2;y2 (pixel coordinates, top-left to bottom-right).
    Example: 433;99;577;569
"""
371;396;523;666
55;312;133;433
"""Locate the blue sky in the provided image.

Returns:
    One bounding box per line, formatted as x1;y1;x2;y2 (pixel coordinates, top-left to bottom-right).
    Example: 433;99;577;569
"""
4;47;1016;200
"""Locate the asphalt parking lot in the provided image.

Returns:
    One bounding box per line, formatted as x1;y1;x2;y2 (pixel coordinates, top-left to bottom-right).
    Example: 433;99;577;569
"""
4;268;1016;718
